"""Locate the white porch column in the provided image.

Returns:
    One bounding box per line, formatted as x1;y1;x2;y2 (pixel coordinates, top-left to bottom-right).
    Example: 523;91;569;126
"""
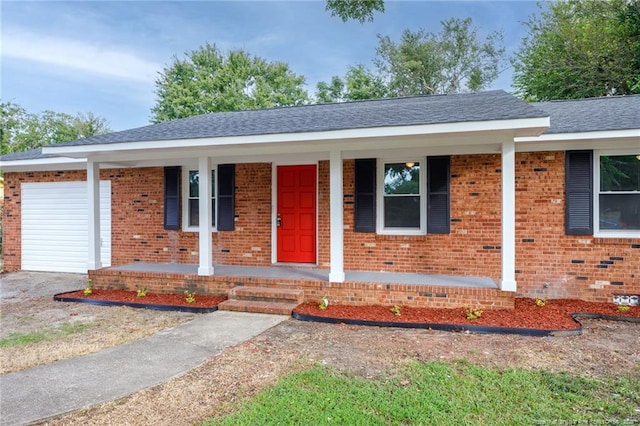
198;156;214;276
501;140;517;292
87;160;102;270
329;150;345;283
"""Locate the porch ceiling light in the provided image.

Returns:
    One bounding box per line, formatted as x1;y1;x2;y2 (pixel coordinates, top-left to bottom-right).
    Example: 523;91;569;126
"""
636;155;640;160
405;162;415;168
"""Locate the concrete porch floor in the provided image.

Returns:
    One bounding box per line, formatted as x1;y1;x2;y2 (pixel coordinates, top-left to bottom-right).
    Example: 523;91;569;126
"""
109;263;499;289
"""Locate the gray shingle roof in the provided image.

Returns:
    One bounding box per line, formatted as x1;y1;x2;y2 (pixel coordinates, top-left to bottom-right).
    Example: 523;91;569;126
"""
51;90;546;147
14;90;628;163
533;95;640;134
0;148;60;162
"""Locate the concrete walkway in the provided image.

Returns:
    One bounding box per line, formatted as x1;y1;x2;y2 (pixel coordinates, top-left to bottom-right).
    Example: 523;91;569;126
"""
0;310;288;425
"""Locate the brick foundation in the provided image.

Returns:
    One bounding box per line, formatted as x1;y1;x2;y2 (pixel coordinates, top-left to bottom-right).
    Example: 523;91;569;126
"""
88;269;515;310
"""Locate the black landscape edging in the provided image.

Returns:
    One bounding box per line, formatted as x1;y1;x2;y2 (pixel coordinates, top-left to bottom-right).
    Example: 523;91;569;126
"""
53;292;219;314
292;311;582;337
293;310;640;337
571;312;640;324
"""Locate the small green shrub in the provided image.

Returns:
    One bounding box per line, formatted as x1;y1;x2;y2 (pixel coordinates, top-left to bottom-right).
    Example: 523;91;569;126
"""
184;290;196;304
464;307;483;320
318;296;329;310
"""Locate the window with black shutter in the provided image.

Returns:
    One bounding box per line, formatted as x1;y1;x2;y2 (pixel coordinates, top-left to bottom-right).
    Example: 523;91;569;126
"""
427;156;450;234
164;166;181;230
217;164;235;231
354;159;376;232
565;150;593;235
595;152;639;235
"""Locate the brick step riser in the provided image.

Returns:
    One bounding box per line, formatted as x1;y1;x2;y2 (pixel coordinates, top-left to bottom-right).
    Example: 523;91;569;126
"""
231;295;303;304
229;287;304;304
218;300;297;315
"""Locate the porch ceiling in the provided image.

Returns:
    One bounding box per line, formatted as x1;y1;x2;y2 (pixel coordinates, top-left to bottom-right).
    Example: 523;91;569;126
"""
109;263;499;289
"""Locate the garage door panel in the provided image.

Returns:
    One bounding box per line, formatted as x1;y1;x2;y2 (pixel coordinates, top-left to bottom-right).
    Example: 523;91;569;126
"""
21;181;111;273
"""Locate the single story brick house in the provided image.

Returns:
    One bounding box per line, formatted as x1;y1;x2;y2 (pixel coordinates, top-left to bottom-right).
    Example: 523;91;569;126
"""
1;91;638;310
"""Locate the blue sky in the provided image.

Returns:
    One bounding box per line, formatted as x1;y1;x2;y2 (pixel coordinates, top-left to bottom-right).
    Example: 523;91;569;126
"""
1;1;541;131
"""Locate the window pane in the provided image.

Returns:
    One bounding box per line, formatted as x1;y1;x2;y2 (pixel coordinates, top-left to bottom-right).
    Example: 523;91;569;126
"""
189;171;199;198
384;196;420;228
384;163;420;195
599;193;640;230
600;155;640;192
189;170;215;197
189;199;199;227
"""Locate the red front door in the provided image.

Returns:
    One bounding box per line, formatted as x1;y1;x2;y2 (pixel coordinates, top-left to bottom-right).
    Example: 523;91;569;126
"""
277;165;317;263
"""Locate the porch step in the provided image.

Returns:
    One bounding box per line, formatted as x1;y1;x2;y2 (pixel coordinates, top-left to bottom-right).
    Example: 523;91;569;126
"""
218;286;304;315
218;299;299;315
229;286;305;304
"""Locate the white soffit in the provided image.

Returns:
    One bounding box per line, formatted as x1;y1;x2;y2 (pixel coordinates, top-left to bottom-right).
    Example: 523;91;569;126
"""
515;129;640;152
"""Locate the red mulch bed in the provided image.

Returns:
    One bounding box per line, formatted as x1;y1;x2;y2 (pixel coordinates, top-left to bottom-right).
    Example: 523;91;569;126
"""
61;289;226;309
294;298;640;330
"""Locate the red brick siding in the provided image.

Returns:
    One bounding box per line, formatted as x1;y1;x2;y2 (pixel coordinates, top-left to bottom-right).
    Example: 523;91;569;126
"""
216;163;272;265
339;155;502;280
515;152;640;303
317;160;330;267
110;164;273;267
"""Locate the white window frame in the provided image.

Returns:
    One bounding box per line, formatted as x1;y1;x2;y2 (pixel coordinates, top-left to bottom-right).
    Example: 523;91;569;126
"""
376;158;426;235
182;166;217;232
594;150;640;238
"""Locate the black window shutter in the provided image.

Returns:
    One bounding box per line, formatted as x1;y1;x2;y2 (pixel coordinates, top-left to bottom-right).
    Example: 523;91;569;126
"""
427;156;450;234
565;151;593;235
354;159;376;232
217;164;235;231
164;166;181;230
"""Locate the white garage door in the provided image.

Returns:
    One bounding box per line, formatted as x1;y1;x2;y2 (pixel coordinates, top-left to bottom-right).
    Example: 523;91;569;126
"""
21;181;111;273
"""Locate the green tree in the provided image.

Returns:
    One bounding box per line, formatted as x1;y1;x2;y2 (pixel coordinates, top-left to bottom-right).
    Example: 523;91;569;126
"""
151;43;309;122
512;0;640;101
325;0;384;23
316;65;389;103
316;18;503;102
375;18;505;96
0;102;111;155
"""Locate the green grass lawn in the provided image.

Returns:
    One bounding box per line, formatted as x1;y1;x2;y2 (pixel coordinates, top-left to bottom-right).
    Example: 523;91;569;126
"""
208;361;639;425
0;322;91;347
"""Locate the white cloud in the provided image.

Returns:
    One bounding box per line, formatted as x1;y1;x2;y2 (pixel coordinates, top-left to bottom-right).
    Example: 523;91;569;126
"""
2;29;162;82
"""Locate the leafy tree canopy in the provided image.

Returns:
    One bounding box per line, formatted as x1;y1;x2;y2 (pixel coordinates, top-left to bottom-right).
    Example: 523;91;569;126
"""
512;0;640;101
151;43;309;122
0;101;111;155
316;18;504;102
376;18;505;96
316;64;389;103
325;0;385;23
